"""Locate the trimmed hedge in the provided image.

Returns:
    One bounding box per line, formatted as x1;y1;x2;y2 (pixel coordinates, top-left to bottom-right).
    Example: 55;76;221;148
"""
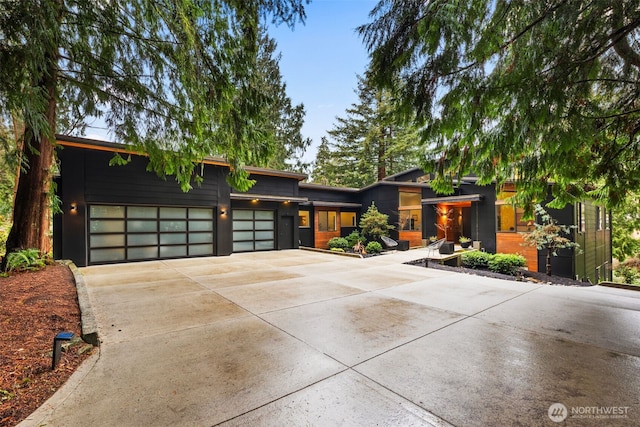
328;237;350;250
365;241;383;254
461;251;526;276
487;253;527;275
461;251;492;269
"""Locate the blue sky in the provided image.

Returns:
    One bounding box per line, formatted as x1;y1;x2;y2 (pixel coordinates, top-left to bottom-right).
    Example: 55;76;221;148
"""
268;0;378;163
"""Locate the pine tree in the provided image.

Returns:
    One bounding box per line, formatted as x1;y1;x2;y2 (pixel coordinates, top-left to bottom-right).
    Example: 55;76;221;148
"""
312;73;419;188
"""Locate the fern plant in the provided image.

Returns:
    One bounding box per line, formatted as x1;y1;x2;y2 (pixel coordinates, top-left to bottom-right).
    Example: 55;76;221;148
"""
5;248;48;272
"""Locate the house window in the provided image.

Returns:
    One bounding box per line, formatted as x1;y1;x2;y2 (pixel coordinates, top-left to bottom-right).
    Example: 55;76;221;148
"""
299;210;310;228
578;203;585;233
399;190;422;231
318;211;337;232
596;206;602;230
495;203;533;232
340;212;356;227
399;210;422;231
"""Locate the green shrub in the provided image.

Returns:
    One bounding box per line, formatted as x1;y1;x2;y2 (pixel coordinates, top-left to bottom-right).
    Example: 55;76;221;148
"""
365;241;383;254
330;247;345;253
615;258;640;284
328;237;349;250
487;253;526;275
345;230;365;248
461;251;493;269
5;248;48;272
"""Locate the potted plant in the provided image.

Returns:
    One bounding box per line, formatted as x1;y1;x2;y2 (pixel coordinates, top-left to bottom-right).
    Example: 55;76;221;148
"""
459;236;472;249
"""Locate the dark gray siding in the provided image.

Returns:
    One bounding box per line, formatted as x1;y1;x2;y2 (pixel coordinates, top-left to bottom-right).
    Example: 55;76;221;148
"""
82;150;220;206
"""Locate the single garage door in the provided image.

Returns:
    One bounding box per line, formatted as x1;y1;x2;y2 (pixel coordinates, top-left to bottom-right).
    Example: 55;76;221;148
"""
232;209;275;252
88;205;215;264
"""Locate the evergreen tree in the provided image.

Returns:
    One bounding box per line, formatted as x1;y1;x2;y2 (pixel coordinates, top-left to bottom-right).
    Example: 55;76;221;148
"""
312;73;419;188
360;0;640;208
255;31;311;173
0;0;306;261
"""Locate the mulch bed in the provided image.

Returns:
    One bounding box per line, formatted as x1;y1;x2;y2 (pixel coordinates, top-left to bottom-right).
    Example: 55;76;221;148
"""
0;264;94;426
405;258;593;287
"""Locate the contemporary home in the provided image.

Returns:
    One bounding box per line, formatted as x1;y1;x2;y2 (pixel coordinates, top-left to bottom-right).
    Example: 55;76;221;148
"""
54;136;611;282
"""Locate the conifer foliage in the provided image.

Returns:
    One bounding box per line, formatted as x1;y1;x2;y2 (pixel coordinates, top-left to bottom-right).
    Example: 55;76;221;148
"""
360;1;640;208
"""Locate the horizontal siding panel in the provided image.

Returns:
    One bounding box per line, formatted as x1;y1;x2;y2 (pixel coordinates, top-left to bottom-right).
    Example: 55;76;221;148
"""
496;233;538;272
83;151;219;206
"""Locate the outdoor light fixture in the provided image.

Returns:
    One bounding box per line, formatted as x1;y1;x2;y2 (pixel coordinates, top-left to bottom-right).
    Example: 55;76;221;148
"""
220;208;227;216
70;203;78;214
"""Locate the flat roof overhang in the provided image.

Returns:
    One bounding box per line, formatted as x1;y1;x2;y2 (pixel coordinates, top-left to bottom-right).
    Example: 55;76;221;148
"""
300;201;363;208
421;194;483;204
230;193;308;203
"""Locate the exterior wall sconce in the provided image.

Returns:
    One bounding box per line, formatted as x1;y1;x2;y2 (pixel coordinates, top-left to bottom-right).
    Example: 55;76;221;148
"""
70;203;78;214
220;208;227;216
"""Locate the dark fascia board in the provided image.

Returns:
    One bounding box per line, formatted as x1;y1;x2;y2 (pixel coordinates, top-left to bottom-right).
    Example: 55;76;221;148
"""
56;134;307;181
359;180;433;192
381;167;424;181
230;193;308;203
299;182;360;192
422;194;483;204
301;201;362;208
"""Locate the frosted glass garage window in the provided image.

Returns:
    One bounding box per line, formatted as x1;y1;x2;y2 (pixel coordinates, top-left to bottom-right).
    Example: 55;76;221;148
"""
160;207;187;218
255;220;274;230
128;246;158;260
233;231;254;241
91;220;125;233
233;241;255;252
91;248;125;262
90;205;124;218
255;231;274;240
255;210;274;220
190;244;213;256
90;234;125;248
189;232;213;244
233;210;254;220
160;245;187;257
189;221;213;231
128;234;158;246
233;221;254;231
128;220;157;233
160;233;187;245
160;220;187;232
128;206;157;218
189;208;213;219
255;240;274;250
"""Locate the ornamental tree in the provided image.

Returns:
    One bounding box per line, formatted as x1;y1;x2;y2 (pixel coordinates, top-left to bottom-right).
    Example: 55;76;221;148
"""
359;202;394;241
522;204;580;276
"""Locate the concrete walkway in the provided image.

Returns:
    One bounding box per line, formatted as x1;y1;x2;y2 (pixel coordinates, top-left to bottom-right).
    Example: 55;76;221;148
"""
21;249;640;426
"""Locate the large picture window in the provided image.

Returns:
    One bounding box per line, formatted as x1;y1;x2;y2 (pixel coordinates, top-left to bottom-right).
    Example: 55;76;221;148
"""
495;190;534;233
399;190;422;231
340;212;356;227
318;210;337;232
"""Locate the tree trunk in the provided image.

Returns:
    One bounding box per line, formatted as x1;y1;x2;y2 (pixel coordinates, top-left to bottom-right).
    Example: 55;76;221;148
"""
2;59;57;267
546;248;552;276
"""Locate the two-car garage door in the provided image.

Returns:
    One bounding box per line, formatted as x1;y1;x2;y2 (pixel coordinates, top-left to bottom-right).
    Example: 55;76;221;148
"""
88;205;215;264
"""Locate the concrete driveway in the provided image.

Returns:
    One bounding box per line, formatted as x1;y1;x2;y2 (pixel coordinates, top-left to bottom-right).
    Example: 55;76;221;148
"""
22;249;640;426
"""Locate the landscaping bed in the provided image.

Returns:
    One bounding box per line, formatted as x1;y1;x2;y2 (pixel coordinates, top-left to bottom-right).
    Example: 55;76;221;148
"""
405;258;593;287
0;264;94;426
